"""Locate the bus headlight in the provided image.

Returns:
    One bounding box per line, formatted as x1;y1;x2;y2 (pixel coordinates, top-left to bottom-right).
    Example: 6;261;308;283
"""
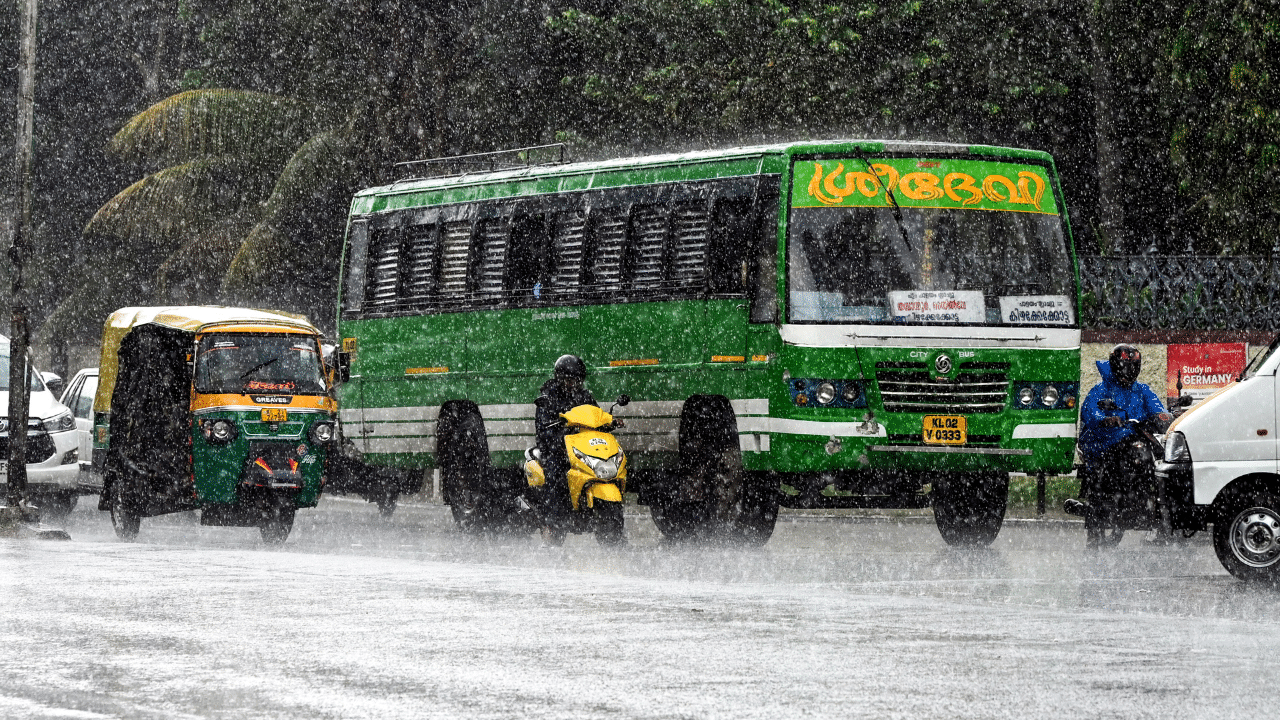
1040;385;1060;407
815;382;836;405
1018;387;1035;406
1164;431;1192;464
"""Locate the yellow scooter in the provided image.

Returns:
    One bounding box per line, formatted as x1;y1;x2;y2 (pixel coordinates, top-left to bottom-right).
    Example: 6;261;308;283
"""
522;397;628;546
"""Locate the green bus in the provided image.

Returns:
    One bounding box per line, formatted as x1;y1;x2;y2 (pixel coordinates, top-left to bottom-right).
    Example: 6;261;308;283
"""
336;140;1081;545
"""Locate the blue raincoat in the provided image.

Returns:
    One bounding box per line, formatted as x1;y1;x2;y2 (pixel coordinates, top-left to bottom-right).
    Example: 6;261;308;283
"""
1078;359;1166;462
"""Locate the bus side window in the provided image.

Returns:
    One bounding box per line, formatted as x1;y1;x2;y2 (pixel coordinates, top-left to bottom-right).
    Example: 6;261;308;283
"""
670;200;712;293
341;219;370;315
473;214;513;302
628;203;668;291
586;206;628;294
508;212;549;301
366;224;404;310
548;210;587;299
399;220;440;307
438;218;474;300
749;181;781;323
708;196;753;296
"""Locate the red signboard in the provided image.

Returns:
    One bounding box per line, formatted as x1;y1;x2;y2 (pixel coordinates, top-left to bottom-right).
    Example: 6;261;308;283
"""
1167;343;1247;401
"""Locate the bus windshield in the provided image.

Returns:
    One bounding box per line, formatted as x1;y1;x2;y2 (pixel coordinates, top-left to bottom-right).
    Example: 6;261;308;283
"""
787;158;1075;326
195;334;326;395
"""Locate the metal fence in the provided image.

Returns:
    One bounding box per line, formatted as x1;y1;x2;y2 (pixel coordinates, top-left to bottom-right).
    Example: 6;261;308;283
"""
1079;255;1280;330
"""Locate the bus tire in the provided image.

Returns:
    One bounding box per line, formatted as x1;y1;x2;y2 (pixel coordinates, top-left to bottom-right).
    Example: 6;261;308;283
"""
933;471;1008;547
259;503;296;544
1213;485;1280;583
650;395;743;541
109;470;141;542
437;400;493;534
376;488;399;520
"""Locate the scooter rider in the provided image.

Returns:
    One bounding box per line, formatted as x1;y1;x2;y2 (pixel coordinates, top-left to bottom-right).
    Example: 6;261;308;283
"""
535;355;598;531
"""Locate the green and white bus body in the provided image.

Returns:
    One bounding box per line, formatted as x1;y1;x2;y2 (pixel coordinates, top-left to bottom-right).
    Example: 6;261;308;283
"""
337;140;1080;545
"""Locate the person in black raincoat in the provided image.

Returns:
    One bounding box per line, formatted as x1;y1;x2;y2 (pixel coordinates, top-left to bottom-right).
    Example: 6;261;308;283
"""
535;355;597;532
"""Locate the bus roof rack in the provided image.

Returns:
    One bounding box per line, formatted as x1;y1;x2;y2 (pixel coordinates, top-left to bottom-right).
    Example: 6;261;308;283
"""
391;143;567;182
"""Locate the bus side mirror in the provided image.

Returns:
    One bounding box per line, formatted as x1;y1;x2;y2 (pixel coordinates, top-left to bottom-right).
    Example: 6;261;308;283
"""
337;352;352;384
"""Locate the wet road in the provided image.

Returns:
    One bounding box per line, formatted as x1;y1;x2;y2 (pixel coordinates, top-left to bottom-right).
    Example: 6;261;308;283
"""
2;497;1276;719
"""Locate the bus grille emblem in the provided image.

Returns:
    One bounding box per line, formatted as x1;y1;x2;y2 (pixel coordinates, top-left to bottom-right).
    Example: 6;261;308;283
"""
934;354;953;375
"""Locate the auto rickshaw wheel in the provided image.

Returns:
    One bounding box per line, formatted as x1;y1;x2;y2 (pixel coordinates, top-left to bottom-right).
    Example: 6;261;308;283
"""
259;504;296;544
109;476;140;542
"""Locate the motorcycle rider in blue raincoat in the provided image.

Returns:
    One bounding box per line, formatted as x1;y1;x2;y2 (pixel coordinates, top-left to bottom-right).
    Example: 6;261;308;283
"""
1078;344;1170;467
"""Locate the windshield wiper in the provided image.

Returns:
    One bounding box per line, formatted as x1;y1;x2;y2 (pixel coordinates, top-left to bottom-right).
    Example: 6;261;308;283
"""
240;358;279;380
853;151;913;253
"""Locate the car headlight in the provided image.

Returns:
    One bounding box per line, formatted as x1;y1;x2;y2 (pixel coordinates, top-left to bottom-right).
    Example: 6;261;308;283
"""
45;410;75;433
310;421;335;444
1164;431;1192;463
1040;385;1060;407
572;447;623;480
201;418;237;444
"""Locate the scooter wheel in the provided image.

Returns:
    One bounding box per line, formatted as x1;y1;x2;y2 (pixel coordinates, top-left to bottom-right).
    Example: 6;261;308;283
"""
594;501;625;546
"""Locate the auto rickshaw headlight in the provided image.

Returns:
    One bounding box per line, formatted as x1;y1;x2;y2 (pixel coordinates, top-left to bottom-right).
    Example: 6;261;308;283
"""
310;421;335;444
201;418;237;444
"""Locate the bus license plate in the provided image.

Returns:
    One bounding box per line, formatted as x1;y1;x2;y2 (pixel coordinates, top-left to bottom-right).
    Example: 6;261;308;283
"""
922;415;966;445
261;408;288;423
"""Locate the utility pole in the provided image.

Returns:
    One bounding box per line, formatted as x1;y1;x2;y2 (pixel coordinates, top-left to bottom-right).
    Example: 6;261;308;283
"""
5;0;38;515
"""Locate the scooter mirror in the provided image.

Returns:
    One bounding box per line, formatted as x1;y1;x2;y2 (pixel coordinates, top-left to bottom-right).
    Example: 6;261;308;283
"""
615;394;630;407
1097;398;1119;412
1178;394;1194;407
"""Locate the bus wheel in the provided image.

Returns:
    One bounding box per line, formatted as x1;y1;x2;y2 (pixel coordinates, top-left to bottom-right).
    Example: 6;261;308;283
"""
260;503;296;544
650;395;743;542
1213;487;1280;583
932;472;1008;547
438;400;493;534
593;500;625;546
109;475;141;542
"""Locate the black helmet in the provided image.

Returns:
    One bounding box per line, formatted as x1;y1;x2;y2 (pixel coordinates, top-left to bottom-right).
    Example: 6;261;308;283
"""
553;354;587;382
1109;344;1141;388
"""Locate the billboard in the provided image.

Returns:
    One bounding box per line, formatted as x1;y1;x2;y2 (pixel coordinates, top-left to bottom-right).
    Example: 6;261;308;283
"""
1166;343;1247;402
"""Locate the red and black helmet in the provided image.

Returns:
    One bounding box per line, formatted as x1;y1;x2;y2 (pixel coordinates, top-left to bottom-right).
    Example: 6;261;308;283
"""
1109;344;1141;387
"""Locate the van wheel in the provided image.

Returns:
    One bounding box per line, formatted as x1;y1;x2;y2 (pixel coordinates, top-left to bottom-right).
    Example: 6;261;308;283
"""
438;400;494;534
260;504;296;544
109;476;140;542
933;472;1008;547
1213;487;1280;583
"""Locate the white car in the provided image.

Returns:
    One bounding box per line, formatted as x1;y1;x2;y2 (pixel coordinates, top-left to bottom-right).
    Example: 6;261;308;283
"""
59;368;101;496
0;341;80;517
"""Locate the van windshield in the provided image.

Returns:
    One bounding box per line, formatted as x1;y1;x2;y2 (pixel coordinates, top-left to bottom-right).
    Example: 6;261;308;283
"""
194;334;326;395
0;346;47;393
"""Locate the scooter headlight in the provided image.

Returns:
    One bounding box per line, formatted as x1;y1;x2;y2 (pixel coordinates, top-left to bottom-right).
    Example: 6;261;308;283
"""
1164;431;1192;464
572;447;623;480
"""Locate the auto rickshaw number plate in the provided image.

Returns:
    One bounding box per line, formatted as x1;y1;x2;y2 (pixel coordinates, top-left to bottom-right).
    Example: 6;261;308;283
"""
261;407;288;423
922;415;966;445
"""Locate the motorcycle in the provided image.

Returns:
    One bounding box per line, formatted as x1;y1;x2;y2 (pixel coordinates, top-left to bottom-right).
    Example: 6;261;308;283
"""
1065;396;1192;547
520;395;630;546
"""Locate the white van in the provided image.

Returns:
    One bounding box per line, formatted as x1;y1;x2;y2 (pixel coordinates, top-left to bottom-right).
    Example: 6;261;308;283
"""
0;339;80;517
1159;336;1280;582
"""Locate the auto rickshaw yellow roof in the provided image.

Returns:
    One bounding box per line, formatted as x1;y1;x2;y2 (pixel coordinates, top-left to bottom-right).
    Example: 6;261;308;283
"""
94;306;322;414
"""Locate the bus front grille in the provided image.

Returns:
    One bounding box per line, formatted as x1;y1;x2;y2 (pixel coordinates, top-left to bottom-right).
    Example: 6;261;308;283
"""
874;361;1010;414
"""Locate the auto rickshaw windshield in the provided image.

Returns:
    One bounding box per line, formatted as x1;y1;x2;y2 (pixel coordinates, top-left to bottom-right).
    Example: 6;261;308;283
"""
194;334;326;395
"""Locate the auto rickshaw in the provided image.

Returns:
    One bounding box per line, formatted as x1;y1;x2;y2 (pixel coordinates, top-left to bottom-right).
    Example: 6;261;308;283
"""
93;307;339;543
